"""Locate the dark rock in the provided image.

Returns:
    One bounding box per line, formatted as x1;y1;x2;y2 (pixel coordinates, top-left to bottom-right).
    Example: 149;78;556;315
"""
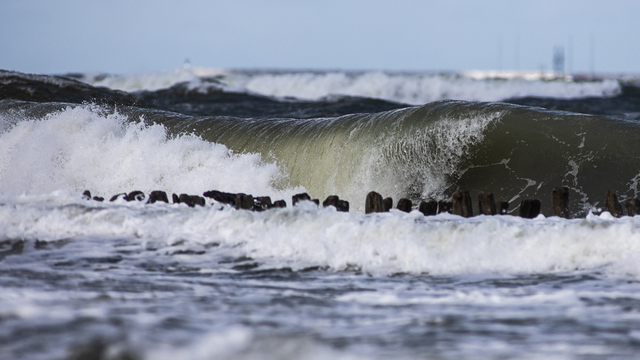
203;190;237;206
148;190;169;204
273;200;287;208
92;196;104;202
235;193;254;210
254;196;273;211
365;191;384;214
497;201;509;215
519;199;541;218
292;192;311;205
172;193;180;204
552;187;570;218
82;190;91;200
477;191;496;215
625;198;640;216
311;199;320;206
125;190;145;202
438;200;453;214
397;198;412;213
419;200;438;216
383;197;393;212
604;191;623;218
452;190;473;217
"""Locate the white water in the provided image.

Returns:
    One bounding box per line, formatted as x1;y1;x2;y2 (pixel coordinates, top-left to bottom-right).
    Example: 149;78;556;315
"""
1;193;640;278
0;105;303;200
82;67;623;104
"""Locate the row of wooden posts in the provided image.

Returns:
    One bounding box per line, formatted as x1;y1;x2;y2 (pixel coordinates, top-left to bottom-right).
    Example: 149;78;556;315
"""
367;188;640;218
82;187;640;218
81;189;349;212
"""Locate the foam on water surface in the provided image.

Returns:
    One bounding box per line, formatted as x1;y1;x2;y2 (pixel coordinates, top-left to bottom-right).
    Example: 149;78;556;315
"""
0;105;303;200
2;195;640;278
80;67;622;104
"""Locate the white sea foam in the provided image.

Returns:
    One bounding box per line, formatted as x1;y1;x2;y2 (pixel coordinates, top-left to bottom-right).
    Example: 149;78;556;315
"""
0;106;302;199
80;67;621;104
85;66;229;92
78;68;622;104
232;71;621;104
2;196;640;279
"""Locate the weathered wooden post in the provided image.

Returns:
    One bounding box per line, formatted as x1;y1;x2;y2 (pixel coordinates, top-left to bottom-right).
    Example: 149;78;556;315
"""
604;191;623;218
235;193;254;210
148;190;169;204
273;200;287;208
383;197;393;212
323;195;340;208
625;198;640;216
496;201;509;215
322;195;349;212
203;190;237;206
452;190;473;217
179;194;205;207
419;200;438;216
366;191;385;214
292;192;311;205
477;192;496;215
519;199;541;218
438;200;453;214
126;191;145;202
552;187;570;218
337;200;349;212
397;198;412;213
254;196;273;211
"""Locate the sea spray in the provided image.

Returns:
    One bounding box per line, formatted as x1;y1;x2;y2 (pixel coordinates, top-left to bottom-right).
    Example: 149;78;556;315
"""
0;105;304;200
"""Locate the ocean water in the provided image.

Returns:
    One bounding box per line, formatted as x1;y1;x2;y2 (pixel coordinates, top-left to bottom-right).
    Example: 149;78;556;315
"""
2;67;640;359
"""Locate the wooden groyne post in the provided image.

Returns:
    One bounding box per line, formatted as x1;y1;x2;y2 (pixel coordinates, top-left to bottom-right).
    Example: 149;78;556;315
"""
397;198;412;213
477;191;496;215
604;191;623;218
452;190;473;217
625;198;640;216
519;199;541;219
552;187;570;218
419;200;438;216
365;191;385;214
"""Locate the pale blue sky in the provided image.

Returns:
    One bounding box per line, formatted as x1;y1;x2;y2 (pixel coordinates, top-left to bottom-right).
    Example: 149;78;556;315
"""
1;0;638;75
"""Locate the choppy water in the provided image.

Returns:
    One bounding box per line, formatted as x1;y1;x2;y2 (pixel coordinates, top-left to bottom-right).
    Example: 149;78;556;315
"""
1;68;640;359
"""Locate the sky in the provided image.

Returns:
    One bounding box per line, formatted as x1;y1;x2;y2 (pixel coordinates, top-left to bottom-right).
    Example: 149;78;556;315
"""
1;0;639;75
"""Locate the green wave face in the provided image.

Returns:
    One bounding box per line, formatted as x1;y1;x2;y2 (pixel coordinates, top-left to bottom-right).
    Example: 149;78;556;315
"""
156;101;501;212
166;101;640;215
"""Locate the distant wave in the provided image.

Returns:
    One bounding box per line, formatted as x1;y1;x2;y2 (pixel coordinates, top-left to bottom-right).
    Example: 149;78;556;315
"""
77;67;623;104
